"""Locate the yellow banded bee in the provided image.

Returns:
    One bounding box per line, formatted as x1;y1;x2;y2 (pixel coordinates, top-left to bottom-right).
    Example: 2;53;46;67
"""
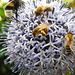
3;0;24;19
64;32;74;55
34;5;52;16
32;23;50;38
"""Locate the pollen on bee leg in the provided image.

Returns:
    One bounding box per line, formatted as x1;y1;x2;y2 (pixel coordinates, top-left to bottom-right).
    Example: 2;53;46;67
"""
41;31;46;35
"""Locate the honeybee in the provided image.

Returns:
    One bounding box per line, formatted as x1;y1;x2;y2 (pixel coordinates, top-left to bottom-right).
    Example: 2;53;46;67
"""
32;23;50;38
64;32;74;55
34;5;52;16
3;0;24;18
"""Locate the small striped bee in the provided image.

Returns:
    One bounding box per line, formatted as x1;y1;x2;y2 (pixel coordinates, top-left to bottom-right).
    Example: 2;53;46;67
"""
34;5;52;16
64;32;74;55
32;23;50;38
3;0;24;19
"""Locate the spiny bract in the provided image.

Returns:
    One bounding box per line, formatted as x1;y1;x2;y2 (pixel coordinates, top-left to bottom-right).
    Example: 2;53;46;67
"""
0;0;75;75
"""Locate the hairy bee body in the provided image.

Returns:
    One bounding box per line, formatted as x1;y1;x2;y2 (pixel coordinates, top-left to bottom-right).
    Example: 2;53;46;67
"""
4;0;23;18
34;5;52;16
32;23;50;38
64;32;74;55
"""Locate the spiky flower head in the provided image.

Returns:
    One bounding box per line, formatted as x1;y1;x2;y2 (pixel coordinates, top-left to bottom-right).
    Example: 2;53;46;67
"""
0;0;75;75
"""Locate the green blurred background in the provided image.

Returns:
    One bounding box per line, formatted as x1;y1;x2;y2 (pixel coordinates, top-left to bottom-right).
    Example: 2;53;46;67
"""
0;0;75;75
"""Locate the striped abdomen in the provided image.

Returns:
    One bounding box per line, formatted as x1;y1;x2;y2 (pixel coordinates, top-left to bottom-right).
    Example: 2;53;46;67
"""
65;46;72;54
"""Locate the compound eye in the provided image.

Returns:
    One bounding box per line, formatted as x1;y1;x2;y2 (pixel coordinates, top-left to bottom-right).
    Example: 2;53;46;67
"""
37;7;42;11
34;28;38;32
32;28;39;37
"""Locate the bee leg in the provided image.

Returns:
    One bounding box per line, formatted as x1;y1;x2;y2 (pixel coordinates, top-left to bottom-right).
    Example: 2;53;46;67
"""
15;8;18;19
12;16;20;22
41;31;46;35
35;34;38;38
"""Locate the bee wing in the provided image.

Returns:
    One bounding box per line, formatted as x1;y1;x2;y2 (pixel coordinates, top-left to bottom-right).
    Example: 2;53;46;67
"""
3;0;13;9
70;44;73;51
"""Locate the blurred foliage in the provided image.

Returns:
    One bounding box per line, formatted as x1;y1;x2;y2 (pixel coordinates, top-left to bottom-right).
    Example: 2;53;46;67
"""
0;1;6;58
66;71;72;75
62;0;75;8
0;0;75;75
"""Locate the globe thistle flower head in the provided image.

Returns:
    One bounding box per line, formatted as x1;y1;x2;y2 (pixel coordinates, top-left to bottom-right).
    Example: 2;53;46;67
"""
0;0;75;75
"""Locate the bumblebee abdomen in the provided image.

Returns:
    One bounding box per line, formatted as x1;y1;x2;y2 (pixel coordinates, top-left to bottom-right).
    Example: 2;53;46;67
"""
5;6;14;10
65;46;72;54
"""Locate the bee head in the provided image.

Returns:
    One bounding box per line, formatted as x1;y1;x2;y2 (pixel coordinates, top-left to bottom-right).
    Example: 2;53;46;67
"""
35;6;44;16
32;28;39;37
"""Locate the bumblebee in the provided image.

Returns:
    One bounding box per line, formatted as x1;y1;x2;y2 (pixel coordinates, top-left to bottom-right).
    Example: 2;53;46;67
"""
3;0;24;18
64;32;74;55
32;23;50;38
34;5;52;16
